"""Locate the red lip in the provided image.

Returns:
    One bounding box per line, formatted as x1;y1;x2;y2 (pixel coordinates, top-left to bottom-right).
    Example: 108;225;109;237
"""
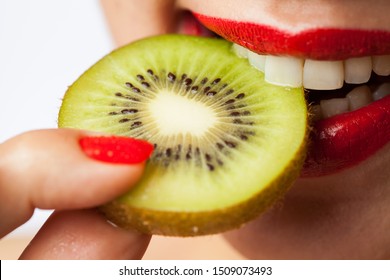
303;95;390;177
192;13;390;177
194;13;390;60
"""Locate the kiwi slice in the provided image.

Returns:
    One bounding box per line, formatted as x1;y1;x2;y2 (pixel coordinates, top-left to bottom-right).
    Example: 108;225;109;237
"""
59;35;307;236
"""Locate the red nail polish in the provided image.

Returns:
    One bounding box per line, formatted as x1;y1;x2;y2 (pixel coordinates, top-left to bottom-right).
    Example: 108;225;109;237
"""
79;136;154;164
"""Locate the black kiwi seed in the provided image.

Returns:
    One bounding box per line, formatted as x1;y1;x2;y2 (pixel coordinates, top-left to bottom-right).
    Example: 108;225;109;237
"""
167;72;176;82
220;84;228;90
200;77;208;84
203;86;211;93
184;78;192;86
224;141;237;148
224;99;235;105
132;87;141;93
121;109;138;114
137;74;145;81
230;111;240;117
207;163;215;171
141;82;150;88
226;89;234;95
216;143;224;150
131;121;142;128
236;93;245;99
206;91;217;97
212;78;221;85
191;86;199;93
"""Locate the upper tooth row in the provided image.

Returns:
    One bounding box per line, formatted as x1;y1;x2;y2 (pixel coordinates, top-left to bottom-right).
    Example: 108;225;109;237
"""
233;44;390;90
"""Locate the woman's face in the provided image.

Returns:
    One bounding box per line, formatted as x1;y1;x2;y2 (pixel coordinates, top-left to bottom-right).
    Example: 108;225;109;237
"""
101;0;390;259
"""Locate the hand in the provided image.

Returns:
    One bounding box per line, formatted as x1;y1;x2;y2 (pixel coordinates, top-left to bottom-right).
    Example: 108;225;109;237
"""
0;129;153;259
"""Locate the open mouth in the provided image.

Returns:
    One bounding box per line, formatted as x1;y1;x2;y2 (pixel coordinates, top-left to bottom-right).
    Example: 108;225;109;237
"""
177;11;390;177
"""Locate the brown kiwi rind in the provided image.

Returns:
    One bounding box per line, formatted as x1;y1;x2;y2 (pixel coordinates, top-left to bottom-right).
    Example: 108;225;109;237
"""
100;143;306;236
59;34;308;237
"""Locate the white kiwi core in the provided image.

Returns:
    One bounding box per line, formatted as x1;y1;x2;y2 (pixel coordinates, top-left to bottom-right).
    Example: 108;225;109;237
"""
148;90;217;136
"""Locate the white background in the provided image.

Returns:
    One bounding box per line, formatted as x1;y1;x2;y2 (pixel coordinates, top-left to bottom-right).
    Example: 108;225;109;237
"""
0;0;113;237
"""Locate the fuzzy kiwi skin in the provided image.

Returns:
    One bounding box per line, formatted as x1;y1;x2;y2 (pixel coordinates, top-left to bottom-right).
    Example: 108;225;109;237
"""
100;136;307;237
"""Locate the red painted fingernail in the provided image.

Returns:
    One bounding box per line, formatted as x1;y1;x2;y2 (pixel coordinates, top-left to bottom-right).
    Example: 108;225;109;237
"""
79;136;154;164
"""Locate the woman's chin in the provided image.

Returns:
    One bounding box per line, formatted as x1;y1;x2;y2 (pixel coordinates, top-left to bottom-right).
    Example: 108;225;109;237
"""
224;142;390;259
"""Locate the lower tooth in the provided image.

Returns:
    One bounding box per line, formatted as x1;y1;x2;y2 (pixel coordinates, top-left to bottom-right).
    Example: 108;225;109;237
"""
373;83;390;101
320;98;349;119
346;85;372;111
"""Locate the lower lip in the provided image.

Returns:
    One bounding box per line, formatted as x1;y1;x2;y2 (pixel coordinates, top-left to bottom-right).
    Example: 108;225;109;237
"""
303;95;390;177
190;13;390;177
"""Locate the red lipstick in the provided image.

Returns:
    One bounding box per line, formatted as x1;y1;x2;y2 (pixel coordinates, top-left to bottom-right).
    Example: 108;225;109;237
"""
194;13;390;60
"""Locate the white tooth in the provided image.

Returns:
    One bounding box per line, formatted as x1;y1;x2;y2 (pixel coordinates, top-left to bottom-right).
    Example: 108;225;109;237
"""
247;50;266;72
346;85;372;111
372;83;390;101
264;55;303;87
303;59;344;90
320;98;349;118
232;43;248;59
372;55;390;76
344;56;372;84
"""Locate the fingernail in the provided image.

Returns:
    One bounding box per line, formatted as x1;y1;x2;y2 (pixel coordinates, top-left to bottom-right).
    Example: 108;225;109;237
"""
79;135;154;164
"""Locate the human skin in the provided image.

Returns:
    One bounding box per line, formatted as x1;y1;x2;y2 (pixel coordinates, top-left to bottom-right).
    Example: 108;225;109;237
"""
0;129;151;259
101;0;390;259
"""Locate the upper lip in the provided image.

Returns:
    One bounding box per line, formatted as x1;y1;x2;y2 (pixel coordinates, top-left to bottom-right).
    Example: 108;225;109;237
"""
193;13;390;60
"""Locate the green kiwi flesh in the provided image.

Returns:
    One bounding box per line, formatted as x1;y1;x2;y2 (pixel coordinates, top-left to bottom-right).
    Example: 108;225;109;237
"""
58;35;307;236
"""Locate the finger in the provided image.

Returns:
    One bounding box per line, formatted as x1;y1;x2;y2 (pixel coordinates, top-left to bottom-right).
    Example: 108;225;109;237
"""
0;129;153;237
20;209;151;260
